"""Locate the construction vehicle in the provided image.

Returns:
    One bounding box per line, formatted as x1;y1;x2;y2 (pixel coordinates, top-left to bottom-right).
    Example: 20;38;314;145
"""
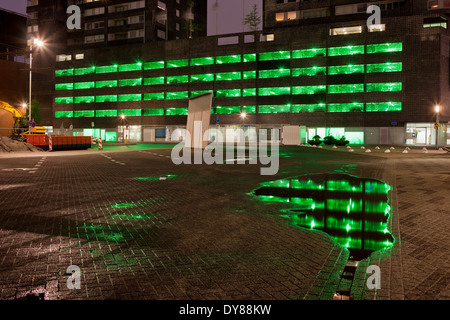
0;100;45;141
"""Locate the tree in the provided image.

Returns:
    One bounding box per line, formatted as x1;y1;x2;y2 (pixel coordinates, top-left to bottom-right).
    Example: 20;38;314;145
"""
242;4;261;33
184;0;202;38
31;98;42;124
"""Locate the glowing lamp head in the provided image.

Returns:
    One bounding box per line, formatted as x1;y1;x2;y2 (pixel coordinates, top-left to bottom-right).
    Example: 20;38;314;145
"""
435;105;440;113
33;39;44;47
240;112;247;119
121;115;125;120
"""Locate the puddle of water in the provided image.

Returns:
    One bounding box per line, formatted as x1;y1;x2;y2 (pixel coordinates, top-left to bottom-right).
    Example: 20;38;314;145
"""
252;173;394;261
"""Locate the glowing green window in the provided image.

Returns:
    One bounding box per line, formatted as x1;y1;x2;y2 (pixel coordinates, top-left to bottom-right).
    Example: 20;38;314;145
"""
190;57;214;66
328;84;364;94
214;106;241;114
243;88;256;96
328;45;365;56
55;83;73;91
106;132;117;142
215;54;242;64
143;108;164;116
96;65;118;74
166;59;189;68
366;42;402;54
259;51;291;61
55;97;73;104
55;69;74;77
118;94;141;101
292;67;326;76
190;73;214;82
143;61;165;69
144;77;164;85
258;69;291;78
166;107;188;115
96;80;118;88
292;104;326;112
74;67;95;76
166;75;189;84
328;103;364;112
366;62;402;73
259;87;291;96
242;105;256;113
259;105;291;113
215;89;241;97
243;71;257;79
292;85;326;95
96;95;117;103
243;54;257;62
190;90;211;97
366;82;402;92
366;102;402;112
292;48;326;59
119;109;141;116
55;111;73;118
74;96;95;104
74;110;95;117
166;91;188;99
215;72;241;81
119;78;142;87
74;82;95;90
144;92;164;100
96;110;118;117
328;64;365;75
118;62;142;72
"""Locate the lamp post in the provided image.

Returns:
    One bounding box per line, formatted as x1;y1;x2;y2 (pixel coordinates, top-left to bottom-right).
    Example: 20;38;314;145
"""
435;105;440;148
121;115;127;144
28;38;44;134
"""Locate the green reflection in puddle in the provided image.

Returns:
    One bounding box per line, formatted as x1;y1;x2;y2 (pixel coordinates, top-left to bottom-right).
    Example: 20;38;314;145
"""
132;174;178;181
253;173;394;260
111;202;138;209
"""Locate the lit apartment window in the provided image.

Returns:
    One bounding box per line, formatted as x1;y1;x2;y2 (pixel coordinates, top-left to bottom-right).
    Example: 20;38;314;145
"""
368;24;386;32
75;53;84;60
129;15;144;24
85;21;104;30
27;25;39;32
330;26;362;35
176;9;180;17
84;34;105;43
158;1;166;10
428;0;450;9
56;54;72;62
276;12;284;21
85;7;105;16
128;29;144;38
27;0;39;6
157;29;166;39
287;11;297;20
176;23;180;31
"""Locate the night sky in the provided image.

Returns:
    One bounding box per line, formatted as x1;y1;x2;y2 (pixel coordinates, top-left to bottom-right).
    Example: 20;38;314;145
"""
0;0;262;35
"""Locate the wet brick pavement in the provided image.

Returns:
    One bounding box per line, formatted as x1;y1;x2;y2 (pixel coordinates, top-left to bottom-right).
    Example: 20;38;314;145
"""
0;146;448;300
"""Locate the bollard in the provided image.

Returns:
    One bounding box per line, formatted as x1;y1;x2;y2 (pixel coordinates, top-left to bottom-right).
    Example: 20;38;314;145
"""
49;136;53;152
98;137;103;150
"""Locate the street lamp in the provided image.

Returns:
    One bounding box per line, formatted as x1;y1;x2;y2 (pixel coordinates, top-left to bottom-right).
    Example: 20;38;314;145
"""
435;105;440;148
28;38;44;133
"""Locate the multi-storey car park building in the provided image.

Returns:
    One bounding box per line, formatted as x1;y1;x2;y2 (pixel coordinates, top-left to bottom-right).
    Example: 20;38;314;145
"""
28;0;450;146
